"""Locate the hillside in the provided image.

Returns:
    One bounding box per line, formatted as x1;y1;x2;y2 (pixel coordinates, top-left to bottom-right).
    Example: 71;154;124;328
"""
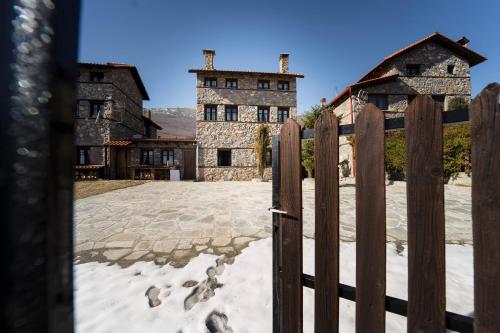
145;108;196;139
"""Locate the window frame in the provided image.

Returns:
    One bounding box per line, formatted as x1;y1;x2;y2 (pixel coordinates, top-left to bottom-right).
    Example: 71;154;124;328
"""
161;149;175;165
257;106;270;122
204;105;217;121
90;71;104;83
141;149;154;165
225;105;238;121
225;78;238;89
217;149;232;167
277;107;290;123
406;64;421;76
257;80;270;90
277;80;290;91
89;100;105;118
368;94;389;111
204;77;218;88
77;147;90;165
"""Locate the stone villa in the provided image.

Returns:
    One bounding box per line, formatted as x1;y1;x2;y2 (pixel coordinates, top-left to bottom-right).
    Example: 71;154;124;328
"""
327;32;487;172
74;63;196;180
189;50;304;181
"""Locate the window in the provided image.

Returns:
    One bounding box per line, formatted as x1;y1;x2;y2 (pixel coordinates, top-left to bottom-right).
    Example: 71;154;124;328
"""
75;102;80;118
90;101;105;117
408;95;417;105
77;147;90;165
204;105;217;121
144;124;152;138
368;94;388;110
141;149;154;165
204;78;217;87
217;149;231;167
257;107;270;122
161;150;174;165
447;65;455;74
406;64;421;76
277;81;290;91
225;105;238;121
226;79;238;89
257;80;270;89
90;71;104;82
432;95;445;103
265;148;272;167
277;107;290;123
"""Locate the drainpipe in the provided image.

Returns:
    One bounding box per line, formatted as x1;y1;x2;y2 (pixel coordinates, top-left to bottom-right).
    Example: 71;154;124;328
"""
349;86;356;176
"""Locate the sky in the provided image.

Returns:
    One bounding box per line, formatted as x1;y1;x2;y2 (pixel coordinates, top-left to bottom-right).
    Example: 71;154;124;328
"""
78;0;500;114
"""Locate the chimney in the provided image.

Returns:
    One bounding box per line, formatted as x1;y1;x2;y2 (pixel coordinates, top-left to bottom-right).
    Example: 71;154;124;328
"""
456;36;470;47
320;98;327;106
279;53;289;73
203;49;215;70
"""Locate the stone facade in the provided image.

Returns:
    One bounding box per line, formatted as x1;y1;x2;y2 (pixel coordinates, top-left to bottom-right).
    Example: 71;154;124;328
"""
190;51;303;181
329;34;486;176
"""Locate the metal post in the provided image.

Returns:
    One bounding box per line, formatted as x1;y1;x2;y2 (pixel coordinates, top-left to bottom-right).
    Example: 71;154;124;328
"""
0;1;80;332
271;135;281;332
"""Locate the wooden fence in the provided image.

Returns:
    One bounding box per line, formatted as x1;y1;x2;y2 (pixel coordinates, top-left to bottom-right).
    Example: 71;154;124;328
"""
271;83;500;332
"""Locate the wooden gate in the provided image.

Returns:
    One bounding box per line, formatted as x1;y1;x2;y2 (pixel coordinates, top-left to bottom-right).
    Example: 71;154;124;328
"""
271;83;500;332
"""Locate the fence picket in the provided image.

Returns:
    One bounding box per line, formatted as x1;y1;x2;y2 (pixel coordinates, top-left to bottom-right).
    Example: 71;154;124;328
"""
279;119;303;332
355;104;386;332
406;95;446;332
314;111;339;332
471;83;500;332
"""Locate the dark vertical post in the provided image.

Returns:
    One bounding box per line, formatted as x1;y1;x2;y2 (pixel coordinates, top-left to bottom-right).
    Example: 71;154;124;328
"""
470;83;500;333
0;1;80;332
355;104;386;333
279;119;303;333
406;95;445;332
314;111;339;332
272;135;281;333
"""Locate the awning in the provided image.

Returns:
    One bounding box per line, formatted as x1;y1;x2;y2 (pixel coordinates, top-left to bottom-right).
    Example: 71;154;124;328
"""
104;140;132;147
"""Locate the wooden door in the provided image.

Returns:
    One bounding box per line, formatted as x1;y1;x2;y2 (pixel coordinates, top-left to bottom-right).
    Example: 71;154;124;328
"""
182;149;196;180
116;148;127;179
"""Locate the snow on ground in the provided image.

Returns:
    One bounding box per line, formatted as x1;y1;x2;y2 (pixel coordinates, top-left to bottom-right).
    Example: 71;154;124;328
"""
75;238;473;333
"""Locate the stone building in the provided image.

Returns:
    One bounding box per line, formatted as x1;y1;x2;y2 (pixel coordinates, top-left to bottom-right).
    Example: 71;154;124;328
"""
189;50;304;181
74;63;196;180
326;32;486;173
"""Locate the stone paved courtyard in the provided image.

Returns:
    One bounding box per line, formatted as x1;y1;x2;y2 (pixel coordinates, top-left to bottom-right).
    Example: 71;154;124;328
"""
74;179;472;266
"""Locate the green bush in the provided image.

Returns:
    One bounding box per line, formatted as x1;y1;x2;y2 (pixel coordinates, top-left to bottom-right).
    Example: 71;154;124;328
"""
301;139;314;178
384;125;471;181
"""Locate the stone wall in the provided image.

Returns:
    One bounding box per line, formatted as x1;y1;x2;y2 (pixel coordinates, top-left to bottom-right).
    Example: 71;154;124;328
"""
195;71;299;181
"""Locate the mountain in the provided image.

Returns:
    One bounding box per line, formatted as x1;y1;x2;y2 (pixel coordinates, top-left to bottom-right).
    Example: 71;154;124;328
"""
145;108;196;139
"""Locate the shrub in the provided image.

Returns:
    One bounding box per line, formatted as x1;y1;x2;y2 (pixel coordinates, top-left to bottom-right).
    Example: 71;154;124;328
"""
384;125;471;181
301;139;314;178
255;124;270;179
302;104;343;129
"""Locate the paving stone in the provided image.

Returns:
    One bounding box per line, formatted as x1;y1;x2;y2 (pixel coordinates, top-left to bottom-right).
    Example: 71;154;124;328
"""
124;251;149;261
218;247;236;255
196;245;208;251
177;240;192;250
233;237;254;246
106;240;134;248
134;240;152;251
153;240;178;253
103;249;131;261
211;237;231;246
76;242;94;252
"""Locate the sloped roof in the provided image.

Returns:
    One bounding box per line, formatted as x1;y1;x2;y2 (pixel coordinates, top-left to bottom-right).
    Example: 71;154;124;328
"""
358;32;487;82
188;69;304;78
142;116;162;130
79;62;150;100
326;74;400;107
